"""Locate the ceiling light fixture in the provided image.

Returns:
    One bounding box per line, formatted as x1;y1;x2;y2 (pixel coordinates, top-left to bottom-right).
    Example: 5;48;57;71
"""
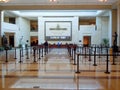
50;0;56;2
0;0;8;3
99;0;107;2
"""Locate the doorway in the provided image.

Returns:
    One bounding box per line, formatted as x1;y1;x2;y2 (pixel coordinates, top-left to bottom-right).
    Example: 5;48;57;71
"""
9;36;14;47
83;36;91;47
30;36;38;46
5;32;15;47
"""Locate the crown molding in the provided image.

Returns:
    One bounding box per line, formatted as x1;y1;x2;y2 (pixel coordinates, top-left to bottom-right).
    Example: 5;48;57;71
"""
0;5;112;10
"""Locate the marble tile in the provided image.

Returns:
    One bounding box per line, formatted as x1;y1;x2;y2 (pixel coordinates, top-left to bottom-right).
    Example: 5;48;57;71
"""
0;48;120;90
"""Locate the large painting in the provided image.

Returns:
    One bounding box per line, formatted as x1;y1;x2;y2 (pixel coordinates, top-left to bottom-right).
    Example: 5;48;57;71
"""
45;21;72;41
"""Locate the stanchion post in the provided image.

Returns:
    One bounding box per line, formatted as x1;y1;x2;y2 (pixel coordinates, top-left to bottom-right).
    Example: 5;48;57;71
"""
5;48;8;62
44;46;46;55
41;45;43;57
38;48;41;59
37;47;39;54
99;46;101;58
84;47;87;58
21;47;24;57
30;46;32;54
71;48;73;60
73;47;76;65
69;47;71;57
105;47;110;74
93;46;97;66
75;53;80;73
89;47;91;61
14;47;17;59
26;47;29;59
112;51;116;65
33;47;36;62
19;49;22;63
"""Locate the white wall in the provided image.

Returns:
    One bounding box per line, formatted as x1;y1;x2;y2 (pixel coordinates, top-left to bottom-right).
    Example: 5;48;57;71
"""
79;25;96;45
96;16;109;45
38;16;79;44
1;10;111;46
78;16;109;45
117;5;120;45
2;22;19;46
17;17;30;46
1;17;30;47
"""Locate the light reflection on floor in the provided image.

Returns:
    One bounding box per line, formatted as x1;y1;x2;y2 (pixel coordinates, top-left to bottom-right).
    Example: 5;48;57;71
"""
0;48;120;90
11;78;103;89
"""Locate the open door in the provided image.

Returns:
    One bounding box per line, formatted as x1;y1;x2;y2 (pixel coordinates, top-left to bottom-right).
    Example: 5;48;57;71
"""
83;36;91;47
5;32;15;47
30;36;38;46
9;36;14;47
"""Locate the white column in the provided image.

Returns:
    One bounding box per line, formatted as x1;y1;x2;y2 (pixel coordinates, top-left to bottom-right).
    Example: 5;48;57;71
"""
117;3;120;45
0;11;1;46
0;11;4;46
1;11;4;36
109;10;112;47
38;16;44;44
72;16;79;44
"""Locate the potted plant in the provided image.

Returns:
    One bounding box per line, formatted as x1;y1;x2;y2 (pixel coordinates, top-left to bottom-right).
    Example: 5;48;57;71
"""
102;38;109;47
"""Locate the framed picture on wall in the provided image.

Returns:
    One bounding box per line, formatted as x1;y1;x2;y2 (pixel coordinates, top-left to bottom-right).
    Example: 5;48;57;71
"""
45;21;72;41
30;20;38;32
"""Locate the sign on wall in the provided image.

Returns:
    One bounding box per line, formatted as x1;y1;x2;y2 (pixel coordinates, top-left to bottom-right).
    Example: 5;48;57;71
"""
45;21;72;41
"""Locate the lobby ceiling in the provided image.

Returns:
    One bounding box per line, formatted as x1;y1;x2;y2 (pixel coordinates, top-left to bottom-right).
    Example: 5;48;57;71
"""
0;0;118;6
1;0;119;20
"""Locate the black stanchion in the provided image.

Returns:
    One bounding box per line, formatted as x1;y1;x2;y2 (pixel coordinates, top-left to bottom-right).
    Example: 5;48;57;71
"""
80;47;82;54
44;46;46;55
30;47;32;54
37;47;39;54
100;45;103;54
19;49;22;63
14;47;17;59
69;47;71;57
98;47;101;58
82;47;83;54
105;48;110;74
112;52;116;65
26;47;29;59
84;47;87;58
25;47;27;55
41;46;43;57
38;48;41;59
89;48;91;61
93;47;97;66
68;46;70;57
73;48;76;65
21;47;24;57
5;48;8;62
71;48;73;60
76;53;80;73
33;47;36;62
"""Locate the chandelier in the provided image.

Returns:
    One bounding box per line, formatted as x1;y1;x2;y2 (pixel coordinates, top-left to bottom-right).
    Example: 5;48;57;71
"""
99;0;107;2
0;0;8;3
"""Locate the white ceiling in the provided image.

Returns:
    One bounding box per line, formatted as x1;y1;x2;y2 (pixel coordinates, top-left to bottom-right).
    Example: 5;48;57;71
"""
4;9;109;20
0;0;118;6
2;0;118;20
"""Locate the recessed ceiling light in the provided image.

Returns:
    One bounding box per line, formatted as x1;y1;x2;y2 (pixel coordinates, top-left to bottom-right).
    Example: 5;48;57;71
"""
0;0;9;3
50;0;57;2
99;0;107;2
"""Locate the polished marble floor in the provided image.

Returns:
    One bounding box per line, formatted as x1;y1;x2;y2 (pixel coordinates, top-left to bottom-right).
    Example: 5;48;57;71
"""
0;48;120;90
